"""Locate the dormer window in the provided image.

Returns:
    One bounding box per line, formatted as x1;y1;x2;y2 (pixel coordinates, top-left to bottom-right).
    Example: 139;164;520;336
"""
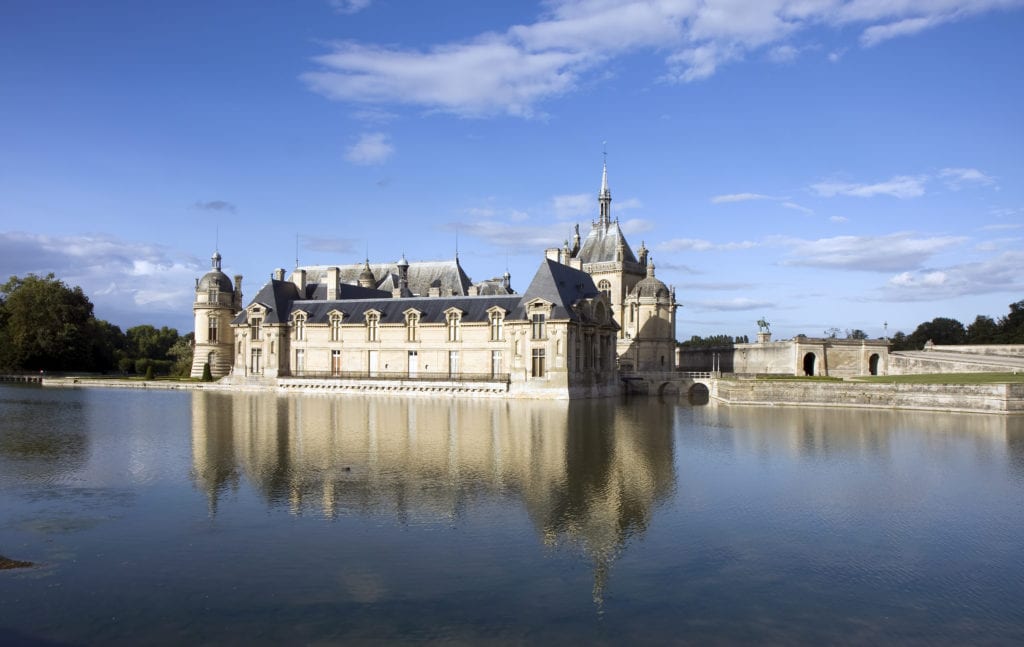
329;313;343;341
208;287;219;304
292;313;306;341
446;309;462;342
406;311;420;342
489;311;504;342
531;313;546;340
598;279;611;303
251;316;263;341
366;312;380;342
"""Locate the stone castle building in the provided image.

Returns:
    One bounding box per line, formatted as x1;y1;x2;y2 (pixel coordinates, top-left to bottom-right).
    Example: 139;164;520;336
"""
191;161;675;398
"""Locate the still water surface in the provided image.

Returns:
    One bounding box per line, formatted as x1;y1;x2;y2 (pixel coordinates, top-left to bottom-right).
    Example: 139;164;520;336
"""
0;384;1022;645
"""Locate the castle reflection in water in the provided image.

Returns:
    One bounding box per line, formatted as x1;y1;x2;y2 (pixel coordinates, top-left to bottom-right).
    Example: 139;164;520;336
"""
190;392;677;602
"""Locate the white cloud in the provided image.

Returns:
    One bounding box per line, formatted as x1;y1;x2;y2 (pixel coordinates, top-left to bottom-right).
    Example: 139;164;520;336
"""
303;1;1024;117
193;200;236;213
810;175;927;198
451;220;563;253
939;167;996;190
0;231;203;327
980;222;1022;231
827;48;846;62
620;218;654;235
329;0;372;14
782;201;813;214
691;297;777;312
551;193;592;219
882;251;1024;300
659;238;758;252
768;44;800;63
777;232;965;272
711;192;775;203
345;132;394;165
829;215;848;223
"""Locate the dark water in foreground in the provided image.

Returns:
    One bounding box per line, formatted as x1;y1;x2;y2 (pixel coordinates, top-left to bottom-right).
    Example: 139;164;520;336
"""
0;385;1022;645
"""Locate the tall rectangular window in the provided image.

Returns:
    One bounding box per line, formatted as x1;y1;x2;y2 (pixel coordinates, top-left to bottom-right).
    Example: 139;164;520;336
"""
448;350;459;377
250;348;262;374
447;313;460;342
531;348;545;378
208;316;219;342
293;315;305;341
331;350;342;376
367;314;379;342
531;313;546;340
251;317;262;341
407;314;419;342
491;350;502;378
490;314;503;341
330;315;342;342
295;349;305;373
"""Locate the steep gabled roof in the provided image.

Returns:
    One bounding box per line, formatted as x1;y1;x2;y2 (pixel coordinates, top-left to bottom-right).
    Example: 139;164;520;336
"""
232;279;301;325
513;259;602;322
575;221;638;265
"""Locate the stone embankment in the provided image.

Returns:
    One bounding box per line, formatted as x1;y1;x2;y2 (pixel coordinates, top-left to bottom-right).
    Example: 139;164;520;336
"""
42;377;219;391
713;379;1024;414
890;347;1024;375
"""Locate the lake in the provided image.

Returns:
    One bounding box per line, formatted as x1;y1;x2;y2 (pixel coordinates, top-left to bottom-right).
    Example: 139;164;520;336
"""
1;384;1022;645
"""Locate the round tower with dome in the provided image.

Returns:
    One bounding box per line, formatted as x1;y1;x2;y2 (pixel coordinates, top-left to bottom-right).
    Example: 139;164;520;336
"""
191;251;243;378
621;258;677;371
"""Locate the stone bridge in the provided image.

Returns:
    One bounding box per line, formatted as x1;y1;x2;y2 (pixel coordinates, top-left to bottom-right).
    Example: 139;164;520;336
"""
620;371;717;398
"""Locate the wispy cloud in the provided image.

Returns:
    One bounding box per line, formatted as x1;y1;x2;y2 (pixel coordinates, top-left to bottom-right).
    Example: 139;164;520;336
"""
711;192;776;204
782;201;813;214
777;232;965;272
345;132;394;165
882;251;1024;300
329;0;372;14
302;236;360;254
811;175;927;199
620;218;654;235
691;297;776;312
551;193;592;220
303;1;1021;117
939;167;996;190
0;231;202;327
193;200;236;213
659;238;758;253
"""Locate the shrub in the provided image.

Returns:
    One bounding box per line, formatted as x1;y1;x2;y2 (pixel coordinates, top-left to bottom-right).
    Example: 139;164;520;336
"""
201;362;213;382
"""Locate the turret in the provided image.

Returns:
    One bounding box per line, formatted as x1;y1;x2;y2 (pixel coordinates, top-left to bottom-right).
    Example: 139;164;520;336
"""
192;250;240;378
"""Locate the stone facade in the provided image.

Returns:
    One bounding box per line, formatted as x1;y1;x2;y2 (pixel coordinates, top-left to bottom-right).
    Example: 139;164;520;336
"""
190;251;243;378
678;335;891;377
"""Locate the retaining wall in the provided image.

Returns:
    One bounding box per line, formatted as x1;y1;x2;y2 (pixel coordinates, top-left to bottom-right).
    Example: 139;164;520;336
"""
714;380;1024;414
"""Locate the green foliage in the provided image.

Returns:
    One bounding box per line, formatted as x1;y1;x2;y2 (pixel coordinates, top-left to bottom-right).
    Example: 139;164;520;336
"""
908;317;966;349
679;334;747;349
167;332;195;377
0;273;108;372
996;300;1024;343
144;365;154;381
125;325;179;361
966;315;999;344
201;362;213;382
845;329;868;340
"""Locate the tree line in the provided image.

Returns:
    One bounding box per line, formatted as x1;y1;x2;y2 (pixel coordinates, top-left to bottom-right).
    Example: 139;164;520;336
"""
679;299;1024;350
0;273;193;375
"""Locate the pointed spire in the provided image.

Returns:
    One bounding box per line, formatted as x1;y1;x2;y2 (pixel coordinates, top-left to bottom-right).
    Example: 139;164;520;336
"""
598;146;612;227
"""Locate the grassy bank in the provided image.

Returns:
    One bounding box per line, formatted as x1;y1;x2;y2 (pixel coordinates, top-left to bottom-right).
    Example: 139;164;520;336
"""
852;372;1024;384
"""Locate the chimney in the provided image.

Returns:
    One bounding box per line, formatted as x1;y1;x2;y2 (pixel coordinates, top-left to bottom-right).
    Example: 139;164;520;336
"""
293;268;306;294
274;268;285;281
326;267;339;300
233;274;243;311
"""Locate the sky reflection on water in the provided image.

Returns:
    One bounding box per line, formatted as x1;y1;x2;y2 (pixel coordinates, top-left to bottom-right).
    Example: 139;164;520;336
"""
1;385;1022;645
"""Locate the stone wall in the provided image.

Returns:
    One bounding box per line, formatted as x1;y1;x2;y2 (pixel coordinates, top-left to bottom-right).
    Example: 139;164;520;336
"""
714;379;1024;414
924;344;1024;357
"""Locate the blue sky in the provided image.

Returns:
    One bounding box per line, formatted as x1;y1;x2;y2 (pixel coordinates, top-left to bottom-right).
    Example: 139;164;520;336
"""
2;0;1022;339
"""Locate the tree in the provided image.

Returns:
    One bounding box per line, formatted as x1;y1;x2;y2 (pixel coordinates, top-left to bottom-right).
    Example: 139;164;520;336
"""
167;332;194;377
889;331;911;351
966;315;999;345
845;329;868;340
996;300;1024;343
0;274;102;371
907;317;966;349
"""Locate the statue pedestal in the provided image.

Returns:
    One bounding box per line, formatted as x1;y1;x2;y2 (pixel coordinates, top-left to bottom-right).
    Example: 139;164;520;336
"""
757;332;772;344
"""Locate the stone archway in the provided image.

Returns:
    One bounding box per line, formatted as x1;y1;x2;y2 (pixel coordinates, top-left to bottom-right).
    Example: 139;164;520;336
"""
869;353;880;376
657;382;679;397
803;352;816;376
687;383;710;405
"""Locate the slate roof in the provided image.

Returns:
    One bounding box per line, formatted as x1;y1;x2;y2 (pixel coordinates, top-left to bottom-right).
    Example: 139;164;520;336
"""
235;259;614;328
575;220;638;265
512;259;608;323
232;279;301;325
291;259;472;297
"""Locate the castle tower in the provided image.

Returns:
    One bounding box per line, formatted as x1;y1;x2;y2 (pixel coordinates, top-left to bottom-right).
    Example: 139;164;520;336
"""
621;259;678;371
191;251;242;378
569;157;647;362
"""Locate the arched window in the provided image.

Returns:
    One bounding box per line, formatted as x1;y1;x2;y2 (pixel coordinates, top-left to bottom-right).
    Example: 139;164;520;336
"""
447;311;461;342
406;312;419;342
330;313;342;342
293;313;306;341
598;279;611;303
489;311;504;341
366;312;379;342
